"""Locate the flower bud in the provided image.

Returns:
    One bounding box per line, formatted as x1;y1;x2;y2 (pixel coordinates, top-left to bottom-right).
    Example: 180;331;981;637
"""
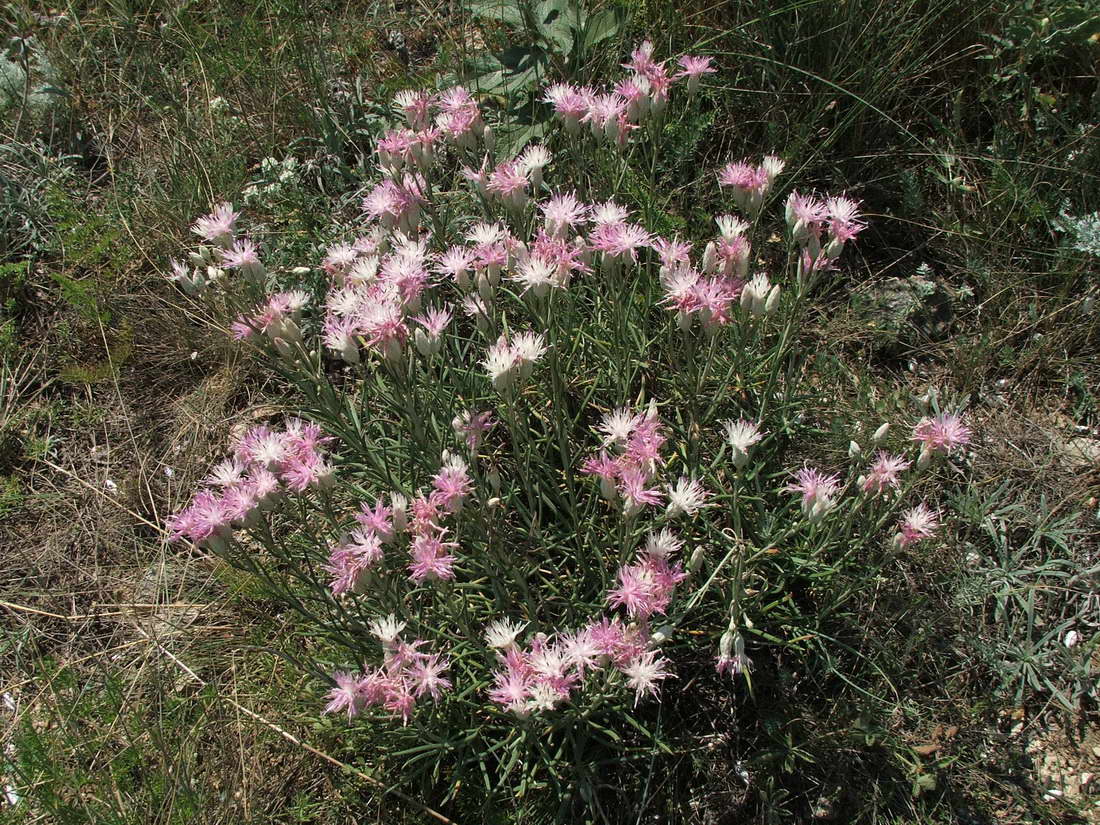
272;337;294;358
872;423;890;444
719;630;735;660
688;546;706;573
391;493;408;532
848;440;861;459
340;337;360;365
651;625;674;644
740;282;755;311
764;284;781;314
702;241;717;274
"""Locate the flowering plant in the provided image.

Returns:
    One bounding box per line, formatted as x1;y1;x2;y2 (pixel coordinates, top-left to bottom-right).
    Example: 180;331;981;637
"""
166;39;973;815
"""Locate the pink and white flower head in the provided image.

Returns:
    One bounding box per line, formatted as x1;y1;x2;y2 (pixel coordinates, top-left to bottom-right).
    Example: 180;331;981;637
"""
718;159;775;213
743;275;778;319
785;465;841;522
913;413;971;461
675;54;716;94
785;191;827;245
824;195;866;256
408;531;459;583
431;454;473;513
435;246;476;290
356;498;395;543
191;202;239;248
665;476;711;517
590;199;631;227
599;407;642;449
645;527;684;559
621;651;674;707
618;466;664;518
517;144;551;189
323;671;363;721
580;450;621;500
894;503;939;549
487;160;529;209
510;255;561;297
483;335;520;392
322;315;360;364
393;89;433;130
589;221;652;269
583;93;628;142
652;236;693;272
860;452;911;496
542;82;592;133
625;40;658;78
452;409;495;453
412;306;452;357
722;419;765;469
541;192;588;238
218;239;265;280
510;331;547;380
716;631;752;679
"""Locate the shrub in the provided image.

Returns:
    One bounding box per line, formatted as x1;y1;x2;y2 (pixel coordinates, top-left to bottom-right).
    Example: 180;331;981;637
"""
164;40;974;820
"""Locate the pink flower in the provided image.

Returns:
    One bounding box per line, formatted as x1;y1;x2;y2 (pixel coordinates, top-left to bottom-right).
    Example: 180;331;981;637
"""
589;221;652;264
191;202;239;247
382;678;417;725
785;465;841;521
718;159;779;213
323;671;362;720
355;499;394;542
218;238;262;273
488;668;530;713
541;192;588;237
406;654;451;700
861;452;911;496
618;467;664;516
487;161;528;205
912;413;971;456
431;460;473;513
393;89;433;129
676;54;716;80
408;532;458;582
452;409;496;452
624;40;658;77
435;246;476;287
412;306;452;356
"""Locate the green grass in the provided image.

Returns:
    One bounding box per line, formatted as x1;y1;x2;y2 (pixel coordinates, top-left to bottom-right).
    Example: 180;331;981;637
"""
1;0;1098;822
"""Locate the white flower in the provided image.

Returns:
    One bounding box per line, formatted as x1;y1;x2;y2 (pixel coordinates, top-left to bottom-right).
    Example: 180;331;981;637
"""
599;408;640;448
483;337;519;391
517;144;551;174
645;528;684;558
485;619;527;650
722;419;765;468
665;476;710;517
715;214;749;240
510;332;546;379
621;652;674;706
370;614;406;646
465;222;508;246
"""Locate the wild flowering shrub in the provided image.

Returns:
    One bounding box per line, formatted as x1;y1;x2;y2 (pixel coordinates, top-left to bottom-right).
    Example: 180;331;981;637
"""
166;40;973;813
